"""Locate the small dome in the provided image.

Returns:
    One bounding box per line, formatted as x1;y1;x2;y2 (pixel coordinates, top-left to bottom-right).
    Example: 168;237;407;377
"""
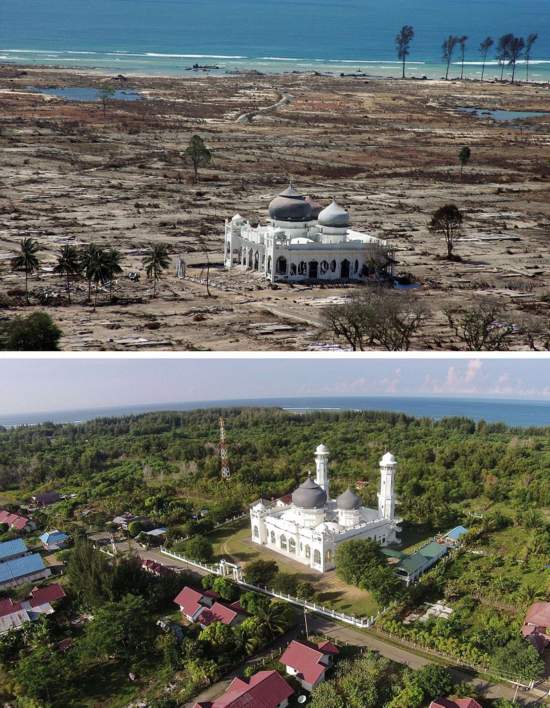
231;213;244;223
269;184;312;223
380;452;396;466
315;444;329;455
292;477;327;509
336;488;362;510
318;200;350;228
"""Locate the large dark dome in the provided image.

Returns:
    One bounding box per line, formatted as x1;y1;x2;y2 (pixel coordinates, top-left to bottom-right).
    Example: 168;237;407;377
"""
292;477;327;509
269;184;312;223
336;488;362;510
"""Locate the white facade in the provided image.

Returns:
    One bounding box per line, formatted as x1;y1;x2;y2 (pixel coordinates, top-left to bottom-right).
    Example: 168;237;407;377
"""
224;184;393;284
250;446;400;573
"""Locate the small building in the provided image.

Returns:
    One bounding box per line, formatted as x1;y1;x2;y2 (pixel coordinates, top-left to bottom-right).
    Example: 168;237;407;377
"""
442;526;469;546
194;669;293;708
280;639;339;691
112;512;141;530
196;601;243;628
393;541;450;585
144;527;167;539
430;699;482;708
174;586;215;622
0;538;28;564
0;510;35;533
141;558;172;577
32;491;62;508
0;583;65;634
40;530;69;551
522;602;550;654
0;553;51;589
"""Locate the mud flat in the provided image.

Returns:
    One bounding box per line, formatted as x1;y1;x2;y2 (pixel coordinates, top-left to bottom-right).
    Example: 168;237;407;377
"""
0;65;549;350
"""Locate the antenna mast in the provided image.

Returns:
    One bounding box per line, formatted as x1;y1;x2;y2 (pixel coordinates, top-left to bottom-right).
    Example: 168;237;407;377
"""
219;417;231;480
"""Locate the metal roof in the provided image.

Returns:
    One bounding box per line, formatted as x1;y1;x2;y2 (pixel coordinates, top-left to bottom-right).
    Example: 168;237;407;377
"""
0;553;47;584
0;538;27;562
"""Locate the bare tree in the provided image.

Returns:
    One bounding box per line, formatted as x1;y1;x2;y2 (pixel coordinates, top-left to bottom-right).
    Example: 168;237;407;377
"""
442;35;459;80
429;204;463;259
323;288;428;351
395;25;415;79
525;33;538;82
445;301;516;350
98;85;116;118
479;37;494;81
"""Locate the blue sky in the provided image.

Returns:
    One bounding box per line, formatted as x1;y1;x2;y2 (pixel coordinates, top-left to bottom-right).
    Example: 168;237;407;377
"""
0;356;549;415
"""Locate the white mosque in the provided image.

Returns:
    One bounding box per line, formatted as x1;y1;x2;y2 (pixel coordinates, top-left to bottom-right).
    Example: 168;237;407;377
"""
250;445;400;573
224;184;393;284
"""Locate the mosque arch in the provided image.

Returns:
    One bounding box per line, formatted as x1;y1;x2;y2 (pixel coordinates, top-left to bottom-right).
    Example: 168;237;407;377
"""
308;261;318;279
253;525;259;538
298;261;307;276
290;263;297;276
248;248;253;268
341;259;350;279
289;538;296;554
305;545;311;559
280;534;287;551
354;259;359;274
254;251;260;270
267;256;272;273
330;259;337;273
325;549;333;563
320;260;329;274
270;530;276;544
313;549;321;565
276;256;288;275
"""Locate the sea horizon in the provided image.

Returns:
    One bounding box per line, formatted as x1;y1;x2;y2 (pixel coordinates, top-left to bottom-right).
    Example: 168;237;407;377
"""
2;0;550;81
1;395;549;429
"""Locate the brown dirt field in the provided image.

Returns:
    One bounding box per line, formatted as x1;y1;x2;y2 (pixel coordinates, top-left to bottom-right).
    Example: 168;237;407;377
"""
0;65;549;350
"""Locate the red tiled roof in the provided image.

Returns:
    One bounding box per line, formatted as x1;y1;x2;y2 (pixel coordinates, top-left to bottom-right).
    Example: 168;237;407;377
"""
317;640;340;655
0;598;22;618
205;670;293;708
430;699;482;708
280;640;327;685
0;510;31;530
30;584;66;607
198;601;239;627
174;586;204;618
203;589;220;599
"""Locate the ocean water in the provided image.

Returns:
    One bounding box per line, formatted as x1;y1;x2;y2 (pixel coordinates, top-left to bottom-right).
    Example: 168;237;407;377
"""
1;0;550;80
1;396;548;429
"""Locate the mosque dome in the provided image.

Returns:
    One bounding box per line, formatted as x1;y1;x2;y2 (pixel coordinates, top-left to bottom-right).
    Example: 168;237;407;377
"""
315;444;329;455
318;200;350;228
381;452;396;465
269;184;312;222
292;477;327;509
336;488;362;510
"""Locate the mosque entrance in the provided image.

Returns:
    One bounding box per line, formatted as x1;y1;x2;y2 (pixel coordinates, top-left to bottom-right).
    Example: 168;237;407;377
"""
341;259;350;278
308;261;318;279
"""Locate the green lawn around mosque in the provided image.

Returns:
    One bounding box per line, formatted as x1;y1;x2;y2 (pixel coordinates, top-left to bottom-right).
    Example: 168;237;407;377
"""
210;517;379;618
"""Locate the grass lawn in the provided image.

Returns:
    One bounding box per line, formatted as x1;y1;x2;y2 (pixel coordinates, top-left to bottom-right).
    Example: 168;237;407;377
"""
211;518;378;618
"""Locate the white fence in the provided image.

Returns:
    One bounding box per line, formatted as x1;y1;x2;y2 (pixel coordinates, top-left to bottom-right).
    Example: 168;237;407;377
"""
160;547;378;629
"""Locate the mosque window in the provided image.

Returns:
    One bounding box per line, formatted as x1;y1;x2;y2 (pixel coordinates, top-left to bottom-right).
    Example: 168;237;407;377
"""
276;256;287;274
253;526;259;538
290;263;297;276
325;549;333;563
270;531;276;544
330;260;336;272
313;549;321;565
305;545;311;559
354;259;359;273
280;534;287;550
289;538;296;554
298;261;307;275
320;260;329;274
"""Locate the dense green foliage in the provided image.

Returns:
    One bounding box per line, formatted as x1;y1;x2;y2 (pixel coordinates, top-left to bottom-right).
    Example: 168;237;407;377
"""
0;312;61;351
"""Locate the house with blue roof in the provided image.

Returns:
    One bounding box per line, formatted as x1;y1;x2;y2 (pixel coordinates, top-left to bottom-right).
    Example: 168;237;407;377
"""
0;553;51;589
0;538;28;563
39;530;69;551
444;526;469;546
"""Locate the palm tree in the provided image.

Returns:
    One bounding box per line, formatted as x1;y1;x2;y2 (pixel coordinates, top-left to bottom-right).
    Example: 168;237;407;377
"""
525;33;538;82
104;248;123;301
496;34;513;81
508;35;525;83
254;602;290;639
143;243;170;297
442;35;459;80
479;37;494;81
80;243;100;303
53;245;81;304
395;25;415;79
11;237;41;304
458;36;468;80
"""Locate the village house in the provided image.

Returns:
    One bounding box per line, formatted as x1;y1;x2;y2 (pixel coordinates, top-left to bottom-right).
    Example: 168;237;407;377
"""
174;586;244;628
141;558;173;577
194;669;293;708
0;583;65;634
384;540;450;585
40;530;70;551
0;510;36;533
32;491;62;508
0;539;51;589
111;512;142;530
279;639;340;691
522;601;550;654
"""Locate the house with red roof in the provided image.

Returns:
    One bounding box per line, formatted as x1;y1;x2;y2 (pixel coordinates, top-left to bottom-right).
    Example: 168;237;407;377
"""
430;699;482;708
0;583;65;634
522;601;550;654
279;638;340;691
174;586;211;622
0;510;35;533
193;669;293;708
141;558;173;577
174;586;244;628
196;601;243;628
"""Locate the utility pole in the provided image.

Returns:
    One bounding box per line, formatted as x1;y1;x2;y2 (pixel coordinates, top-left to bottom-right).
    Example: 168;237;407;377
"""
219;417;231;480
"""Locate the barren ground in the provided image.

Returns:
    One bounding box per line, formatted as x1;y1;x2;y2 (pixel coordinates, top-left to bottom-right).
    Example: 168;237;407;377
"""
0;65;549;350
